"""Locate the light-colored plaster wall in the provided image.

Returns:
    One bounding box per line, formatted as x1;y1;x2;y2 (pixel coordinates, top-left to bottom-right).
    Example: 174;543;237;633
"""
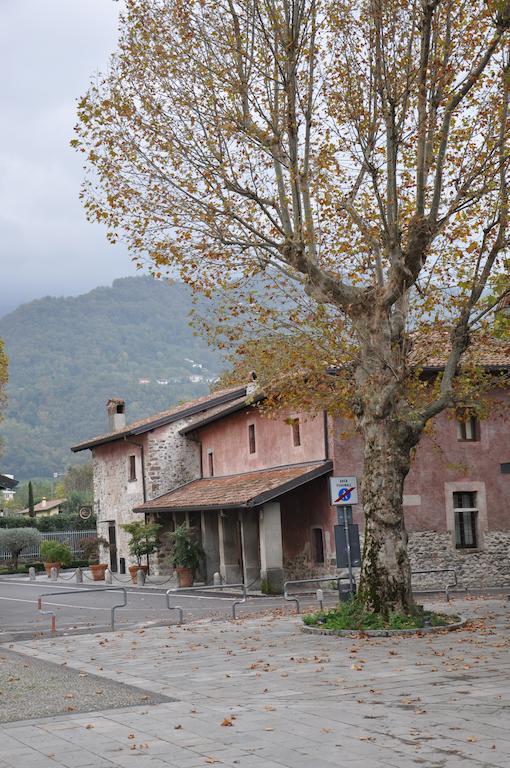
93;437;148;567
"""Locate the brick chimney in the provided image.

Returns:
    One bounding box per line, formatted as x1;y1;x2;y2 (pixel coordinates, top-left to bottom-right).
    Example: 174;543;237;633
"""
107;398;126;432
246;370;258;397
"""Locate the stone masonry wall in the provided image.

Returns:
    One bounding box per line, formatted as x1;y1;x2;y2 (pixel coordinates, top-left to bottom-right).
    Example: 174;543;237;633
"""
93;418;202;573
93;440;146;570
409;530;510;589
146;422;201;498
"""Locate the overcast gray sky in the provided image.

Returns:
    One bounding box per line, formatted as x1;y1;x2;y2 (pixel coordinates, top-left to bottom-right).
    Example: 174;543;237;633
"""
0;0;137;316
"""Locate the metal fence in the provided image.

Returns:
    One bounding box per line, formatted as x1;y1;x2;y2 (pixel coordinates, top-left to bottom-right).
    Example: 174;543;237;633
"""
0;529;96;562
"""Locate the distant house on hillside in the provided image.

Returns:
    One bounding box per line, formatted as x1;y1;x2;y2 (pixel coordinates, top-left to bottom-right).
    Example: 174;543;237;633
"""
18;497;67;517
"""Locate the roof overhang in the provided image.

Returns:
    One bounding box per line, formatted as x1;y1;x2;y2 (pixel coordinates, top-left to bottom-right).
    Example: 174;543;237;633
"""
134;460;333;514
71;388;247;452
0;474;18;490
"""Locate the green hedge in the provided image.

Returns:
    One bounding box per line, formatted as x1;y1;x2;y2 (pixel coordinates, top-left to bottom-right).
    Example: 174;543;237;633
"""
0;513;97;531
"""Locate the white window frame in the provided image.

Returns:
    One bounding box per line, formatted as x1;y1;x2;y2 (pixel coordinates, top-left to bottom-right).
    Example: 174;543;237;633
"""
444;481;487;551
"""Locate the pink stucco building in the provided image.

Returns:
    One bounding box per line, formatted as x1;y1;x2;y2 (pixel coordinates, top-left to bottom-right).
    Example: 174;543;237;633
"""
73;357;510;590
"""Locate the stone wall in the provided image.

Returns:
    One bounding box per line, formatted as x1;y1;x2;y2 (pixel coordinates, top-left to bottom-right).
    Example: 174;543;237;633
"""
92;440;146;569
92;418;202;573
146;422;201;498
409;530;510;589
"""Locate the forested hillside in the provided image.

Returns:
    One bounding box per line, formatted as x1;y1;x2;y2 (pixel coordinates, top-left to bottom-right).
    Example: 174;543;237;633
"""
0;277;223;478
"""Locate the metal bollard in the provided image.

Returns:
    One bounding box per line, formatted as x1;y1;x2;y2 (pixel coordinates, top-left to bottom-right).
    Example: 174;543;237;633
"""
75;567;83;583
29;566;36;581
213;572;221;587
50;566;58;581
104;569;112;584
136;568;145;586
316;588;324;611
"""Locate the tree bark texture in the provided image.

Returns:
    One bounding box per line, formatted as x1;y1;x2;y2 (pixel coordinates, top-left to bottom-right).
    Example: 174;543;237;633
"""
353;308;422;615
357;415;418;614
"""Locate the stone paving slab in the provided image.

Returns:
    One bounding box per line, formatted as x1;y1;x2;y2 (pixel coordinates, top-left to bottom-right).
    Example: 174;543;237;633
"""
0;596;509;767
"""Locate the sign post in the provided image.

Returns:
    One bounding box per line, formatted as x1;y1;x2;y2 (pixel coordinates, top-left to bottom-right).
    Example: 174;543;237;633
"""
330;477;360;597
343;506;354;595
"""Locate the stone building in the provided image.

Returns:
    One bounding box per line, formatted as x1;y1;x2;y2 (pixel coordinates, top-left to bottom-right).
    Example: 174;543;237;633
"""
71;387;249;573
72;343;510;590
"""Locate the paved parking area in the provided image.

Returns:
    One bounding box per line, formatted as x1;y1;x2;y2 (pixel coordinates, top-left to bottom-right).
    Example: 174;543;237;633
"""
1;596;509;767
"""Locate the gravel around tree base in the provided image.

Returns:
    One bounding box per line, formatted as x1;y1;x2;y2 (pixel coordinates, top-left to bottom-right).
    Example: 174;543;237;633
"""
0;648;172;723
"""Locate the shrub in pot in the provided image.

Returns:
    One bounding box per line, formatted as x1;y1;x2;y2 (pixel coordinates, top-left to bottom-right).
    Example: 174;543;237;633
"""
0;528;41;570
120;521;160;582
166;524;204;587
39;540;72;576
80;535;110;580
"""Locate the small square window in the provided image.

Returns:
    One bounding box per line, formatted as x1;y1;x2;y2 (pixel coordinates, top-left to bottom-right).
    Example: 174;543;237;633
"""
291;418;301;447
453;491;478;549
456;414;479;442
312;528;324;564
128;455;137;482
248;424;256;454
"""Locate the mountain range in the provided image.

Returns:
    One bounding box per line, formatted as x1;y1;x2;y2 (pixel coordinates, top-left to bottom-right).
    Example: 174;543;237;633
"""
0;277;224;478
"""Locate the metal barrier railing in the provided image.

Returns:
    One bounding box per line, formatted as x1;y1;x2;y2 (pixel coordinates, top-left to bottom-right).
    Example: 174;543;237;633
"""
165;583;247;619
412;568;457;602
165;591;184;624
37;587;127;632
284;576;351;614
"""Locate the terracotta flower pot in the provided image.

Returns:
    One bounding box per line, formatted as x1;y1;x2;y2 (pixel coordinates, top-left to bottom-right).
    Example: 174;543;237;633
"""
176;567;194;588
44;561;61;577
129;564;149;584
90;563;108;581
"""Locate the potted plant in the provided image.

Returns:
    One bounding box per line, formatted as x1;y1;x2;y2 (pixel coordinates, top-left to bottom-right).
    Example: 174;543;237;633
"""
40;539;72;576
166;524;204;587
121;521;161;583
80;535;109;580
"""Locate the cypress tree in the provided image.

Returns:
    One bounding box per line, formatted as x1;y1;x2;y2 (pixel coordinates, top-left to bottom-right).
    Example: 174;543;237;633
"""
28;481;35;518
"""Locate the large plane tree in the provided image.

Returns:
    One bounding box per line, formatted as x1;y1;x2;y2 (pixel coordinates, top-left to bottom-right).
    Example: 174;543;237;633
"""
74;0;510;614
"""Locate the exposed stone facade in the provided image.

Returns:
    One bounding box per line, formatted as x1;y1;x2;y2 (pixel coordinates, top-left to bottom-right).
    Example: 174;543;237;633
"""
409;530;510;589
93;417;202;572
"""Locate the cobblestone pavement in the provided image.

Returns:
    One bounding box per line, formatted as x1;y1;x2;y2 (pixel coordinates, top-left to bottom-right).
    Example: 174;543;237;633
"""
0;596;509;767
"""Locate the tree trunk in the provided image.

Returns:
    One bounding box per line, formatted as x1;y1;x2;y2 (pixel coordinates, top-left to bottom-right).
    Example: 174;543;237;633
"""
352;305;422;616
357;414;419;615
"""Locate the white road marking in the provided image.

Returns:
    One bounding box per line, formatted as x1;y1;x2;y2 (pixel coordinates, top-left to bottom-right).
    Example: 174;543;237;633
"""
0;581;239;600
0;595;161;612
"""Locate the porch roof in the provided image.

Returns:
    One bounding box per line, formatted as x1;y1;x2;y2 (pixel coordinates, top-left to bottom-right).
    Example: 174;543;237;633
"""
133;460;333;513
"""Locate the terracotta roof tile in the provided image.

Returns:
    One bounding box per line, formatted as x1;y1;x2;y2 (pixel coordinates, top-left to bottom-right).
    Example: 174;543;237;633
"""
134;461;332;512
411;333;510;369
71;386;247;452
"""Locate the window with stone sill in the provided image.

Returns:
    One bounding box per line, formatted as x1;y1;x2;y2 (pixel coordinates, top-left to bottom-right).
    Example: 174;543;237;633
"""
453;491;478;549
